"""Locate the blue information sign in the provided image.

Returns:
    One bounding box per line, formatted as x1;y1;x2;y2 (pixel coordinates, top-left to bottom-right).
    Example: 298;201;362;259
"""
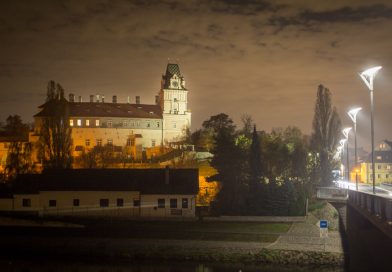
320;220;328;229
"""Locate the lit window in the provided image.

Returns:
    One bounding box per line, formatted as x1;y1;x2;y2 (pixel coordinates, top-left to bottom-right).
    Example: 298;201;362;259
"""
96;120;100;126
107;120;112;127
158;199;165;208
107;139;113;145
387;165;391;170
85;139;90;146
97;139;102;146
377;156;382;160
69;120;74;126
86;120;90;126
170;199;177;209
77;119;81;126
152;139;156;147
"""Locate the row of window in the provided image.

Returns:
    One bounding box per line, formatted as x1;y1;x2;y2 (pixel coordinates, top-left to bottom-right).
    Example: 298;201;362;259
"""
377;164;392;170
69;119;160;128
22;198;189;209
84;139;155;147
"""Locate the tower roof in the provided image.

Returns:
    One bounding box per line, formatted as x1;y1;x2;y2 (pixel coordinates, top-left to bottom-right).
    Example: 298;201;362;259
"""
165;63;181;77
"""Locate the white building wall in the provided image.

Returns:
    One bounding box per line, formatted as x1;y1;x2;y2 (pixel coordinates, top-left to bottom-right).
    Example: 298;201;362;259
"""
140;194;195;217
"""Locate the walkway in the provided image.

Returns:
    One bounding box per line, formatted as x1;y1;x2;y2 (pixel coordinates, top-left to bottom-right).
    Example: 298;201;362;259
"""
267;213;343;253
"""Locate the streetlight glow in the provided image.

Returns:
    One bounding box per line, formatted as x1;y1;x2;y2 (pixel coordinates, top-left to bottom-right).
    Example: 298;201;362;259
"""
342;127;352;139
360;65;382;194
360;66;382;91
348;107;362;191
348;107;362;123
342;128;352;181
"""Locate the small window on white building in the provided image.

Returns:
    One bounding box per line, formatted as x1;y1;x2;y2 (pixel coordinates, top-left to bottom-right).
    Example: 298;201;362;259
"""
158;198;165;208
107;139;113;145
123;120;127;127
182;198;188;209
387;165;391;170
136;121;140;127
133;199;140;207
147;122;150;128
378;174;381;179
117;198;124;207
96;120;100;126
173;122;176;128
73;199;80;207
49;200;57;207
97;139;102;146
378;165;382;170
386;174;389;179
77;119;81;126
152;139;156;147
170;199;177;209
157;122;160;128
85;139;90;147
100;199;109;207
86;119;90;126
69;120;74;126
107;120;112;127
22;198;31;207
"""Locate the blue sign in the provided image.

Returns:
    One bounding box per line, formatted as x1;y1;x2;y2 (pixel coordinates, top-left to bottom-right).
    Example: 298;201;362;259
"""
320;220;328;229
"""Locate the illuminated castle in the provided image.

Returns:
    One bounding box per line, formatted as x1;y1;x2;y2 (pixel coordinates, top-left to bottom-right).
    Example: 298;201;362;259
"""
34;63;191;159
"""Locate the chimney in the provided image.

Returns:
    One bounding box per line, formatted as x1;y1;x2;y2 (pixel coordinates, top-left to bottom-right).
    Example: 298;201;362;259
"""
102;95;105;103
78;96;82;102
165;165;170;185
96;94;100;103
90;95;94;103
112;95;117;103
155;95;159;105
136;96;140;104
127;96;130;104
69;93;75;102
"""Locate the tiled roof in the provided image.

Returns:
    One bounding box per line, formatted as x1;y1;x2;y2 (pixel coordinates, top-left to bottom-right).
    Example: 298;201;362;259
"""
11;168;199;195
165;63;181;77
34;102;163;119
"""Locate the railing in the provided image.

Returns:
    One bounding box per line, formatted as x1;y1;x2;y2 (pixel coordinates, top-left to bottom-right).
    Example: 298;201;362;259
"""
316;187;348;202
348;190;392;225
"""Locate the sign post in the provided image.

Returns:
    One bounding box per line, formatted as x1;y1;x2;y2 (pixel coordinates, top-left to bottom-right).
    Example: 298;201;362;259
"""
319;220;328;251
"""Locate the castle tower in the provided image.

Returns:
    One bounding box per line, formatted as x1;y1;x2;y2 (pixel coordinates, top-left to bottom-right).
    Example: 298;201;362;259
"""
159;63;191;143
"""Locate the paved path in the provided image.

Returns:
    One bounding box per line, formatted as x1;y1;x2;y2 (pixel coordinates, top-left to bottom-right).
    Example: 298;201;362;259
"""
267;213;343;253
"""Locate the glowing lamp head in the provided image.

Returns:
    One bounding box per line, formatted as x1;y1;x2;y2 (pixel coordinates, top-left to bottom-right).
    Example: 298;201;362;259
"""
342;127;352;139
348;107;362;123
340;139;347;146
360;66;382;91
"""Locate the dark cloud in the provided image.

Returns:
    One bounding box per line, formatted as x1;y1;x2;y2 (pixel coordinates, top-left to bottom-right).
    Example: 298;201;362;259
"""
270;4;392;31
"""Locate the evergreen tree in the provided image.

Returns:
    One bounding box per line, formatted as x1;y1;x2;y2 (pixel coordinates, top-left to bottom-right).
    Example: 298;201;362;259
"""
249;125;262;186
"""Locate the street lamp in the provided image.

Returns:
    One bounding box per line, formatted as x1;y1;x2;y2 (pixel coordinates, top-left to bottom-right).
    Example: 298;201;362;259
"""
342;128;352;181
348;107;362;190
360;66;382;194
340;139;347;180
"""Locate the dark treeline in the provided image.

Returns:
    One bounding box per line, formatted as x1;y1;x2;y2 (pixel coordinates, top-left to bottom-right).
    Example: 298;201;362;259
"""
191;84;341;216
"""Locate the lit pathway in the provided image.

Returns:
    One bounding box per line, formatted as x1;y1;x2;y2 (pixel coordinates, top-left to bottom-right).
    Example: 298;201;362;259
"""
266;213;343;253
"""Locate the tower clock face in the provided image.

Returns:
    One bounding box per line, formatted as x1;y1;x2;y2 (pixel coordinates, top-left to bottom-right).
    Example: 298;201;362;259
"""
172;81;178;88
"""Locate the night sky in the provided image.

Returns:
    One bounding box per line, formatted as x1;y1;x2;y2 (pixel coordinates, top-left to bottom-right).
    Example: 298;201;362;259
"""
1;0;392;151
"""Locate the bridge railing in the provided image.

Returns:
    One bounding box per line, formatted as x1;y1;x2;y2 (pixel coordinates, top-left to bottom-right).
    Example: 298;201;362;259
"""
348;190;392;224
316;187;348;201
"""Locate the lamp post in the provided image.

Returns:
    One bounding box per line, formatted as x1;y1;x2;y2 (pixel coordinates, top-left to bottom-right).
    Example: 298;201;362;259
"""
340;139;347;180
348;107;362;191
342;128;352;181
360;66;382;194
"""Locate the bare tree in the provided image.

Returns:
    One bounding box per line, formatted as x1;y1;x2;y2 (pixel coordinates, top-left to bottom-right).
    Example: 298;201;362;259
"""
38;81;72;169
311;84;341;186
